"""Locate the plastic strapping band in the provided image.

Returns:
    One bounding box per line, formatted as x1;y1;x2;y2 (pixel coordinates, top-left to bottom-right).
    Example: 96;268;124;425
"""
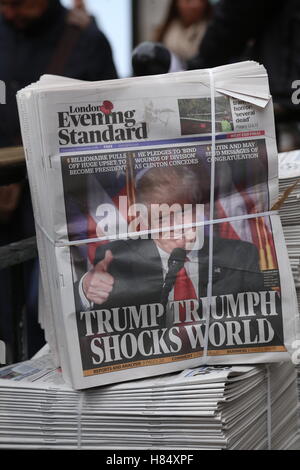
266;364;272;450
35;221;58;246
77;392;84;450
202;68;216;364
35;211;278;248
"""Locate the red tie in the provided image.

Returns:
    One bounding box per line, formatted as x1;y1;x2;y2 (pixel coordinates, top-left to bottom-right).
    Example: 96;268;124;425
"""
174;264;197;323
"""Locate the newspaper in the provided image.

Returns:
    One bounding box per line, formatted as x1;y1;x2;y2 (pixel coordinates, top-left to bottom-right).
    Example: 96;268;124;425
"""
278;150;300;412
17;61;299;389
0;354;298;449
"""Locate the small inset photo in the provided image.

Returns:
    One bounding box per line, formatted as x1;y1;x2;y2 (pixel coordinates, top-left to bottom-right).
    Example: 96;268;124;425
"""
178;96;233;135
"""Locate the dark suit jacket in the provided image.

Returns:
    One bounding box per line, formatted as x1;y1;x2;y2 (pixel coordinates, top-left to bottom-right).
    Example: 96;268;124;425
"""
75;237;275;369
85;236;264;310
187;0;300;108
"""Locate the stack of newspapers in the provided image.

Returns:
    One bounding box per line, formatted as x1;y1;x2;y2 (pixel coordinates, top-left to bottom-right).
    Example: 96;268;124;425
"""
278;150;300;421
278;150;300;312
16;61;299;392
0;353;298;449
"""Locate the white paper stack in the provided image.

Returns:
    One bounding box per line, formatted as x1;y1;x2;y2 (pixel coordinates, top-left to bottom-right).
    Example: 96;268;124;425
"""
278;150;300;308
0;354;298;450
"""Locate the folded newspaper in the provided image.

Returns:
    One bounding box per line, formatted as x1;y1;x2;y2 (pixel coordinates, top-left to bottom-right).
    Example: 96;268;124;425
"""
0;354;298;449
278;149;300;407
278;150;300;289
17;61;299;389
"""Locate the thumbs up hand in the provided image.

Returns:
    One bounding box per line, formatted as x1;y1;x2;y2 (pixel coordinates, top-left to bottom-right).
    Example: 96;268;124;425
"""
82;250;114;305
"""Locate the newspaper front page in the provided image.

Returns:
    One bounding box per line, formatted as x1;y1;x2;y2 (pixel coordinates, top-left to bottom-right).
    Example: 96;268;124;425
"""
17;62;298;389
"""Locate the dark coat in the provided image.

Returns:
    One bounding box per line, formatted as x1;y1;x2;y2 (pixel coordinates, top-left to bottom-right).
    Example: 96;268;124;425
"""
188;0;300;108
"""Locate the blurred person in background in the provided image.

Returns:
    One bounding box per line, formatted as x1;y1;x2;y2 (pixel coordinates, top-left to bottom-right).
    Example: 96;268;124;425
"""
0;0;117;149
187;0;300;150
0;0;117;362
153;0;212;62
